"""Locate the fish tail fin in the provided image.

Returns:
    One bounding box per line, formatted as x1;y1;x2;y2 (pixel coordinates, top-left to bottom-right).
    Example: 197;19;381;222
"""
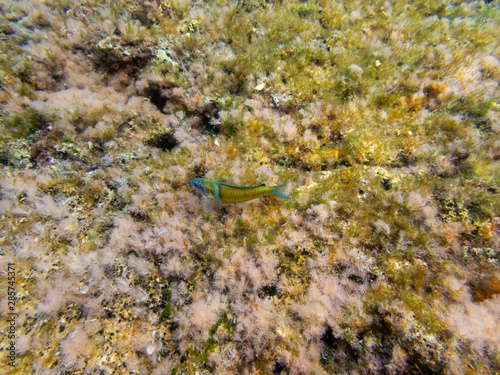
271;181;291;200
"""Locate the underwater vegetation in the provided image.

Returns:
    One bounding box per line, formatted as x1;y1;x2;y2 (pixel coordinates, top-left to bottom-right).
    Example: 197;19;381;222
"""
0;0;499;374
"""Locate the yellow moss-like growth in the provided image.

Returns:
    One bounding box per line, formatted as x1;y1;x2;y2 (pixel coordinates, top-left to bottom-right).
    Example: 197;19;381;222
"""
1;0;499;374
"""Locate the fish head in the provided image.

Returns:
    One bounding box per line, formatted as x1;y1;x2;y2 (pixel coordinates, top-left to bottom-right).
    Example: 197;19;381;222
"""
190;178;210;197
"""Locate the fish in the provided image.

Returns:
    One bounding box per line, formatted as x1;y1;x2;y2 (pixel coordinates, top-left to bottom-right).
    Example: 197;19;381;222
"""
189;178;291;204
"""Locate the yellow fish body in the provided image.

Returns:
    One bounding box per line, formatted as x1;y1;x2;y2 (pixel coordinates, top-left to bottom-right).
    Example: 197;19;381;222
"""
189;178;290;204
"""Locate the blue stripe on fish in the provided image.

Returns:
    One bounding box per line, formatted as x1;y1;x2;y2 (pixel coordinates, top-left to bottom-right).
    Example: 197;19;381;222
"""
214;182;222;202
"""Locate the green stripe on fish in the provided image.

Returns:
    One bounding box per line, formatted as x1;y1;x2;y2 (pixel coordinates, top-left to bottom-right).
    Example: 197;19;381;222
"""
189;178;291;204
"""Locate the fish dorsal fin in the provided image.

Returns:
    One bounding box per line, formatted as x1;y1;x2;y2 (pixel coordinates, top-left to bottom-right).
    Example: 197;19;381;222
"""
216;182;266;189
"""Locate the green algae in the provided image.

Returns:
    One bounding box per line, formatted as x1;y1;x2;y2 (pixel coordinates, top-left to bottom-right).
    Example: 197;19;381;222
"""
0;0;499;374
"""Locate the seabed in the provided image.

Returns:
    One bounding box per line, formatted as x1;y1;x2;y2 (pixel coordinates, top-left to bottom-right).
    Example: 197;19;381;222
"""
0;1;499;374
